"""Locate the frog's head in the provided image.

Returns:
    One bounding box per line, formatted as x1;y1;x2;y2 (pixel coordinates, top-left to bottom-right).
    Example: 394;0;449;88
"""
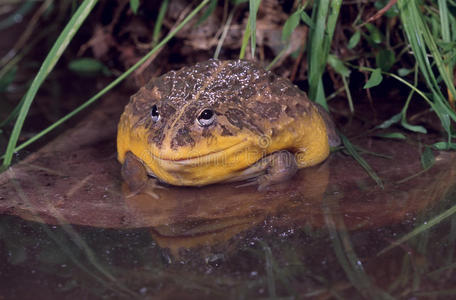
117;59;318;186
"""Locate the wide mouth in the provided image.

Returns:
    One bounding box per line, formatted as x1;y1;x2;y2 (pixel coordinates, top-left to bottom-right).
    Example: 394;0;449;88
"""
150;139;250;165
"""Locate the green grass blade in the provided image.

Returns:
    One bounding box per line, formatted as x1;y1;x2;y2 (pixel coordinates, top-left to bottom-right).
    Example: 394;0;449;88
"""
340;133;384;188
152;0;169;46
438;0;450;42
308;1;329;103
214;6;236;59
263;243;277;299
249;0;261;58
282;6;303;42
265;47;286;70
2;0;98;171
378;204;456;256
1;0;211;165
326;0;342;43
429;261;456;276
195;0;217;26
375;132;406;140
239;18;250;59
129;0;139;14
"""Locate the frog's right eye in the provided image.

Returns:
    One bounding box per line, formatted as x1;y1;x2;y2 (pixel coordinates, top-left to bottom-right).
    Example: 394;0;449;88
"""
151;105;160;122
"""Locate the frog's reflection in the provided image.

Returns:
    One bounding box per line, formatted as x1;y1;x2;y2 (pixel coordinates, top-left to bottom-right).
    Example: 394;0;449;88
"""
123;151;456;257
123;161;330;256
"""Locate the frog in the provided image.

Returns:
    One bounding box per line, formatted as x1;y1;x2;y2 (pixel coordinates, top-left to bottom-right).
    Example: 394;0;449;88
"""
117;59;340;192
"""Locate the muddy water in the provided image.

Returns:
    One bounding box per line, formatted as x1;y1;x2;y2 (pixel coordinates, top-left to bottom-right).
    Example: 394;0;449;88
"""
1;93;456;299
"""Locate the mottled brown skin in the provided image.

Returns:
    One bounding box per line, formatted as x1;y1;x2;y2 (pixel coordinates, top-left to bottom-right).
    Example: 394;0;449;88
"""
117;59;340;191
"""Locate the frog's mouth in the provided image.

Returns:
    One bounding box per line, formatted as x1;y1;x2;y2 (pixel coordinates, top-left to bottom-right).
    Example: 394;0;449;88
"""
150;139;250;166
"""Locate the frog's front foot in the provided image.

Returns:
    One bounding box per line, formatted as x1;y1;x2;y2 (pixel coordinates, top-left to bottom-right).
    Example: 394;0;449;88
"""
256;151;298;191
121;152;166;199
121;151;148;193
237;151;298;191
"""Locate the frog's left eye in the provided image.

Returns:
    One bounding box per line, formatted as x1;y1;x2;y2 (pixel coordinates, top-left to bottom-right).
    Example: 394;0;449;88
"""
197;109;215;126
151;104;160;122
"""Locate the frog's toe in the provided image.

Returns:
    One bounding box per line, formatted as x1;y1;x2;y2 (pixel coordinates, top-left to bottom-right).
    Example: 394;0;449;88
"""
235;177;259;189
235;177;270;192
143;178;167;199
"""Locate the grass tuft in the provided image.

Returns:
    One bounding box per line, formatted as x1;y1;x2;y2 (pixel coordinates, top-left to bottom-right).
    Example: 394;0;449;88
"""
307;0;342;109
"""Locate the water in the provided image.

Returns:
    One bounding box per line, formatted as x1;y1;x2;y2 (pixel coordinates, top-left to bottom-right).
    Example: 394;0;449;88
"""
1;93;456;299
1;141;455;299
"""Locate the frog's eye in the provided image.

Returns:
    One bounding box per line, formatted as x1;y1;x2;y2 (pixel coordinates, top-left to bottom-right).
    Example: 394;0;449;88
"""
197;109;215;126
151;104;160;122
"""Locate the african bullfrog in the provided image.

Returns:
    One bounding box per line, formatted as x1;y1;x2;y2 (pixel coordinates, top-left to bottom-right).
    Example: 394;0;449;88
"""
117;59;340;191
